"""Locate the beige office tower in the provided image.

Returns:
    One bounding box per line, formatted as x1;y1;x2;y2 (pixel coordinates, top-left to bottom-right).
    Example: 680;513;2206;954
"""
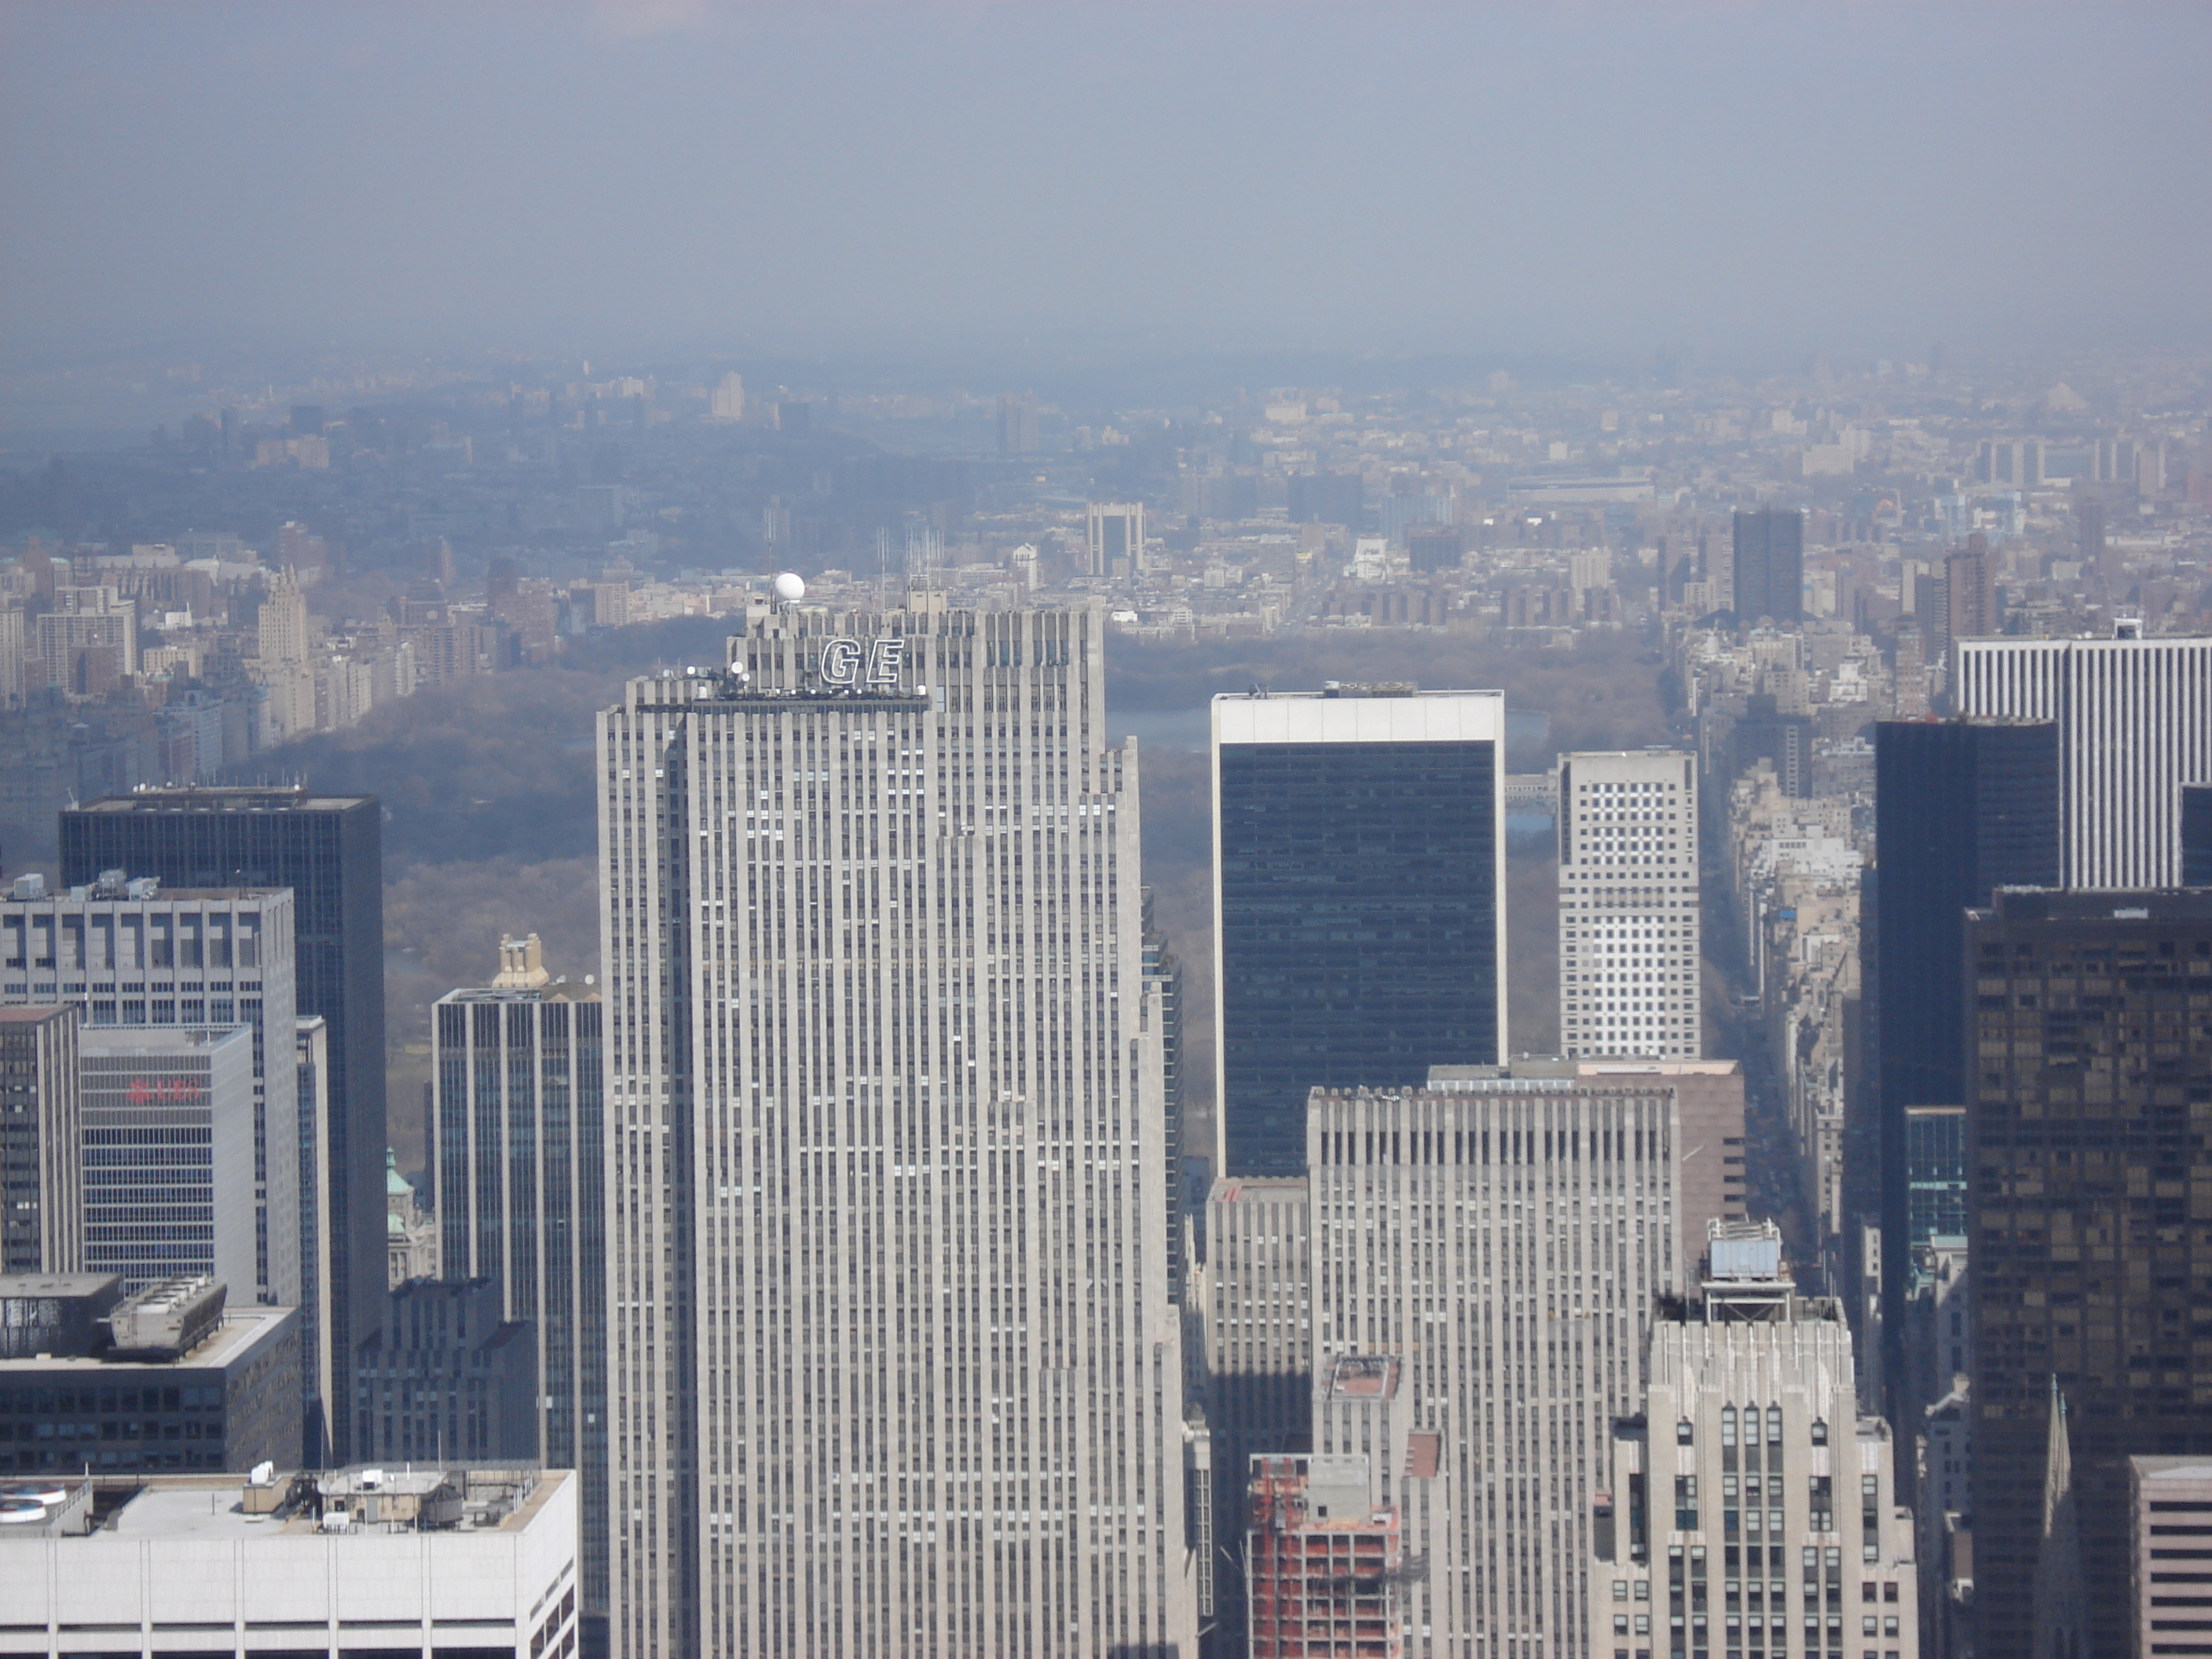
1305;1069;1686;1657
1593;1221;1917;1659
1558;751;1702;1060
599;601;1195;1659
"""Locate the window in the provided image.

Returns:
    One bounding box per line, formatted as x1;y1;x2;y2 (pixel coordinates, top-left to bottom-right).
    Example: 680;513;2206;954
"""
1679;1419;1696;1446
1809;1419;1827;1447
1676;1476;1699;1530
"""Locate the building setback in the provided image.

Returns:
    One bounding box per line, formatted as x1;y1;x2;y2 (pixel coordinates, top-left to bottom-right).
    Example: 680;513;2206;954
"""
1558;750;1704;1060
61;788;386;1460
1964;889;2212;1659
1594;1221;1917;1659
599;603;1192;1657
1213;687;1506;1176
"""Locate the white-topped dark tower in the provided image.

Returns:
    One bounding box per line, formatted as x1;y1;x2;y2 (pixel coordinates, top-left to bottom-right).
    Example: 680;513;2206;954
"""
1953;628;2212;888
599;595;1193;1657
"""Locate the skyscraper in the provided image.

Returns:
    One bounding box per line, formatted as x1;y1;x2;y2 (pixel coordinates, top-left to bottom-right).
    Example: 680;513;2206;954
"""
1730;508;1804;624
2183;782;2212;886
1306;1070;1686;1656
995;391;1039;455
1594;1221;1918;1659
1953;632;2212;888
1086;500;1145;577
0;1005;79;1275
1964;888;2212;1659
0;877;300;1310
1558;749;1702;1060
61;788;386;1459
1943;533;1996;649
599;603;1193;1657
1202;1175;1314;1651
1212;687;1505;1176
1140;888;1190;1300
433;933;606;1629
77;1024;256;1293
1870;718;2059;1368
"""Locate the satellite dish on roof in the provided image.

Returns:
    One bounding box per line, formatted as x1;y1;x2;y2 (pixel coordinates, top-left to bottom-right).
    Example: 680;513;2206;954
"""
772;572;806;603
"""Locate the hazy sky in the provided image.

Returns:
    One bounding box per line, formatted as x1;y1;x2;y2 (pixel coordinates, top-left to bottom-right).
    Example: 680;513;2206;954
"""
2;1;2207;362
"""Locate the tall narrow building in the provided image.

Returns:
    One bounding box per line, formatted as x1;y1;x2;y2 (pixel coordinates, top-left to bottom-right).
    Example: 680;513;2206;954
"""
0;1005;80;1275
1964;888;2212;1659
432;933;607;1634
1730;508;1804;625
1558;749;1702;1060
1870;718;2058;1369
599;602;1193;1657
1212;687;1505;1175
1952;632;2212;888
61;788;386;1459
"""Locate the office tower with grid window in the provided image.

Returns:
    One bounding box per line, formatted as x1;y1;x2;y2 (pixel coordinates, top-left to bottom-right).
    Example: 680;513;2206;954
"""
1963;888;2212;1659
0;1004;80;1275
0;876;319;1454
0;881;298;1309
61;788;385;1461
1952;632;2212;889
1212;687;1505;1176
1559;751;1702;1060
432;933;607;1633
77;1024;256;1293
1594;1221;1918;1659
599;602;1192;1658
1305;1069;1684;1657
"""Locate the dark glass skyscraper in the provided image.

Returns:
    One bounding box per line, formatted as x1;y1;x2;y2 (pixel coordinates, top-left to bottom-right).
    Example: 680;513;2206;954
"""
1730;506;1805;624
433;948;606;1629
1211;688;1504;1176
2185;782;2212;887
60;787;386;1462
1872;718;2058;1361
1965;888;2212;1659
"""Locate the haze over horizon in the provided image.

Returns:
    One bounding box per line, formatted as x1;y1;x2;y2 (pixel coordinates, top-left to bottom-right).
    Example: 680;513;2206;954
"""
3;0;2208;374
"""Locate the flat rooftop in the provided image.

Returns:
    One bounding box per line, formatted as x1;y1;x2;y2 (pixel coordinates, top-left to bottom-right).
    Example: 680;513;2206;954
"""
72;790;371;813
0;1306;293;1372
93;1467;562;1540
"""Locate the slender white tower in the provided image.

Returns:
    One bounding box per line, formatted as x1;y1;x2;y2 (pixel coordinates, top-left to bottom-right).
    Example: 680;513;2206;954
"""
1558;749;1703;1060
599;599;1194;1658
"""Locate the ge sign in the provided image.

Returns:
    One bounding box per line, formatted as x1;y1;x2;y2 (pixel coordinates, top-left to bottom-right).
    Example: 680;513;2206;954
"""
819;635;906;688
